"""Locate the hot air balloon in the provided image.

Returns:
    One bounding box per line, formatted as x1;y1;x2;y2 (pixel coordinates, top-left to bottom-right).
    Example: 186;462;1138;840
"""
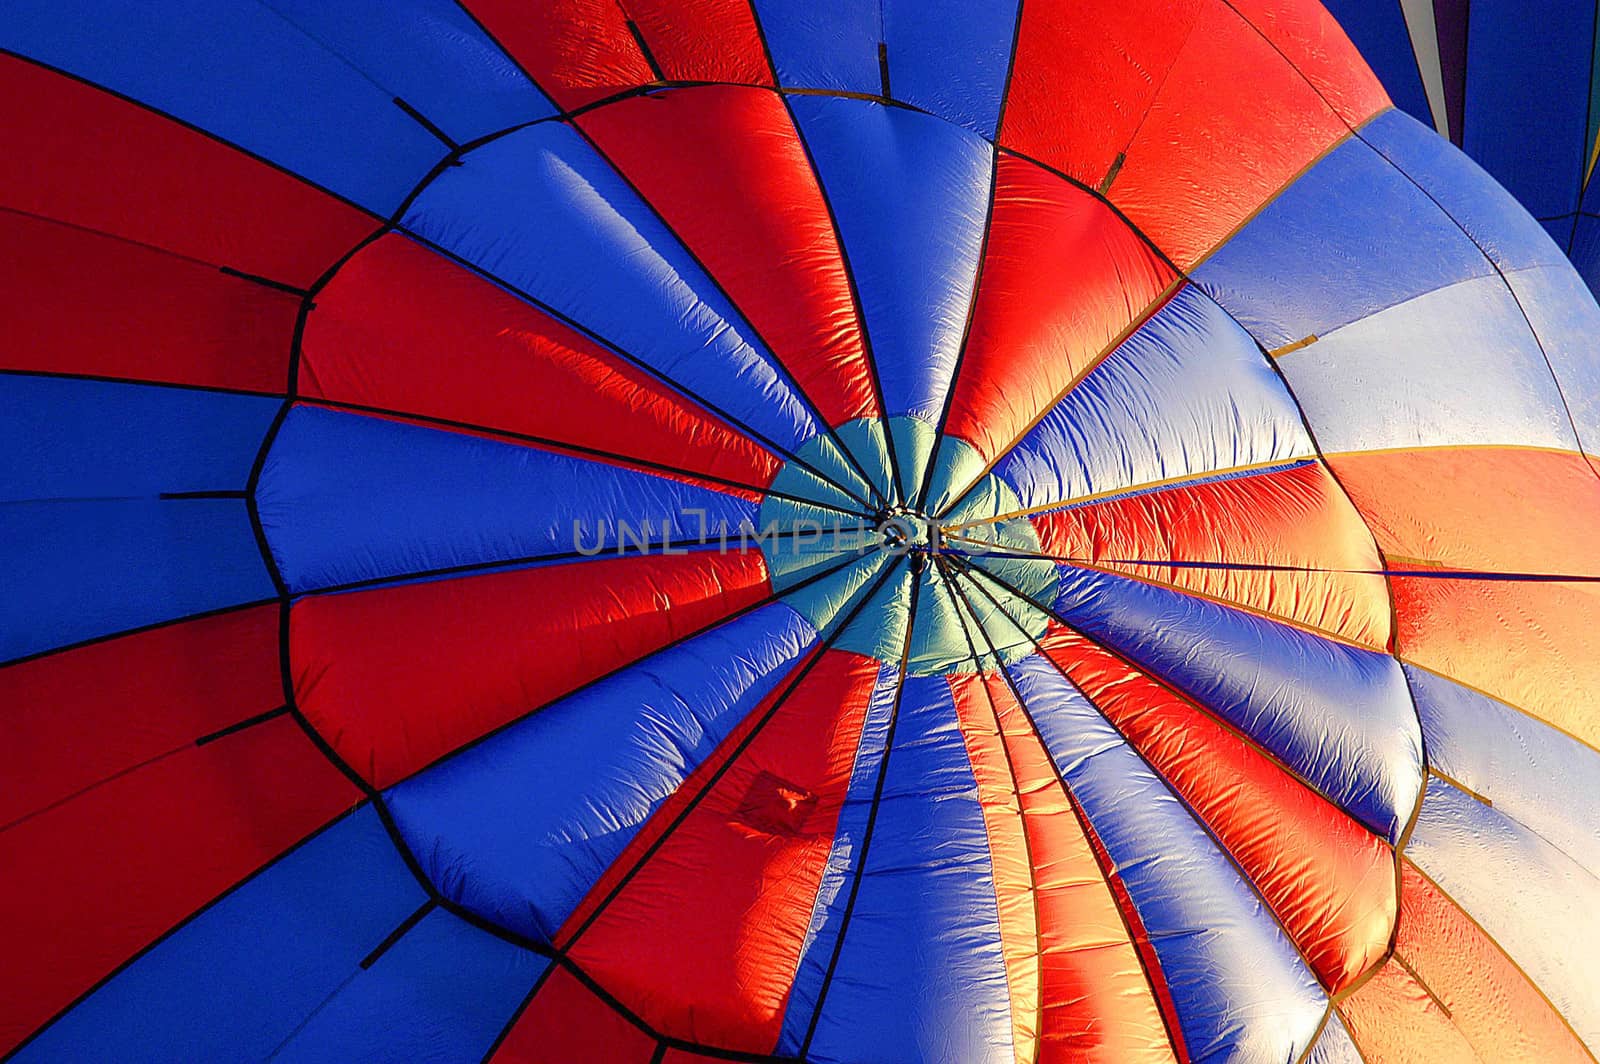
1324;0;1600;290
3;2;1597;1062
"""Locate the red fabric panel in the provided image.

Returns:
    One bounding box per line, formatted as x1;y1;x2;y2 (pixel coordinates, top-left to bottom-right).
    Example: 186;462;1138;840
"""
489;967;657;1064
300;233;780;489
947;673;1179;1064
0;54;377;284
1225;0;1392;127
945;152;1177;463
625;0;773;87
292;550;772;788
1;604;282;829
0;716;358;1055
1001;0;1205;189
1036;626;1396;992
1108;1;1349;268
1031;461;1392;649
578;87;878;428
460;0;654;111
0;213;296;392
566;650;881;1053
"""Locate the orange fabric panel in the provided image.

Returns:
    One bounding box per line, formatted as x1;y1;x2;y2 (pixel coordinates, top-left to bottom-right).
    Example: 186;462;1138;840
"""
1392;576;1600;751
1339;962;1481;1064
1328;447;1600;575
1223;0;1392;126
1001;0;1205;189
950;673;1180;1064
1032;461;1390;648
1392;861;1592;1064
578;87;877;427
562;650;879;1052
947;673;1041;1061
1035;629;1396;992
944;151;1178;466
1110;1;1349;268
489;966;658;1064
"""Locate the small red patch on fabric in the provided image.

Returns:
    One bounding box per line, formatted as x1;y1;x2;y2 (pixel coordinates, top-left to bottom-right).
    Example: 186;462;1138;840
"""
734;771;818;836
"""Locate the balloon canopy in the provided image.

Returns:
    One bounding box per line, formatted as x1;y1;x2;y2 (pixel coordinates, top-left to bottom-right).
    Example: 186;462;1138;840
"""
3;2;1599;1063
1324;0;1600;291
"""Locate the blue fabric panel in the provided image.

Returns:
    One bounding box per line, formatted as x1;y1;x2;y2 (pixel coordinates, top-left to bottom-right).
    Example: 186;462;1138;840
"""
1195;136;1491;351
753;0;880;95
1;376;279;500
1304;1008;1364;1064
1;499;273;661
1276;274;1580;453
16;808;424;1063
0;376;279;658
992;287;1314;512
1462;0;1594;221
1407;664;1600;881
1502;263;1600;452
272;907;545;1064
777;662;899;1055
1044;565;1423;841
1360;110;1567;273
401;122;818;454
254;406;756;594
257;0;555;142
1570;213;1600;294
805;674;1013;1064
1320;0;1432;125
788;95;992;425
1006;652;1327;1064
1;0;442;211
882;0;1021;139
1407;778;1600;1050
385;603;817;943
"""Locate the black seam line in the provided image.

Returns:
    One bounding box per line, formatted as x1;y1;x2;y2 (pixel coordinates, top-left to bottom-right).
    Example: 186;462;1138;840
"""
297;527;874;600
0;367;284;399
939;544;1600;584
0;802;368;1064
359;899;437;970
473;961;556;1064
934;554;1046;1058
947;556;1348;1003
158;489;248;500
1537;210;1600;223
385;544;877;792
559;555;906;952
194;704;290;746
0;747;186;835
913;137;1002;514
745;0;908;506
797;564;919;1059
940;555;1188;1061
559;99;884;512
649;1043;669;1064
217;265;311;298
624;18;667;84
0;205;305;296
299;396;861;518
1578;7;1600;214
0;48;388;222
395;227;876;516
951;551;1402;853
392;96;458;151
877;42;891;100
0;597;279;671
